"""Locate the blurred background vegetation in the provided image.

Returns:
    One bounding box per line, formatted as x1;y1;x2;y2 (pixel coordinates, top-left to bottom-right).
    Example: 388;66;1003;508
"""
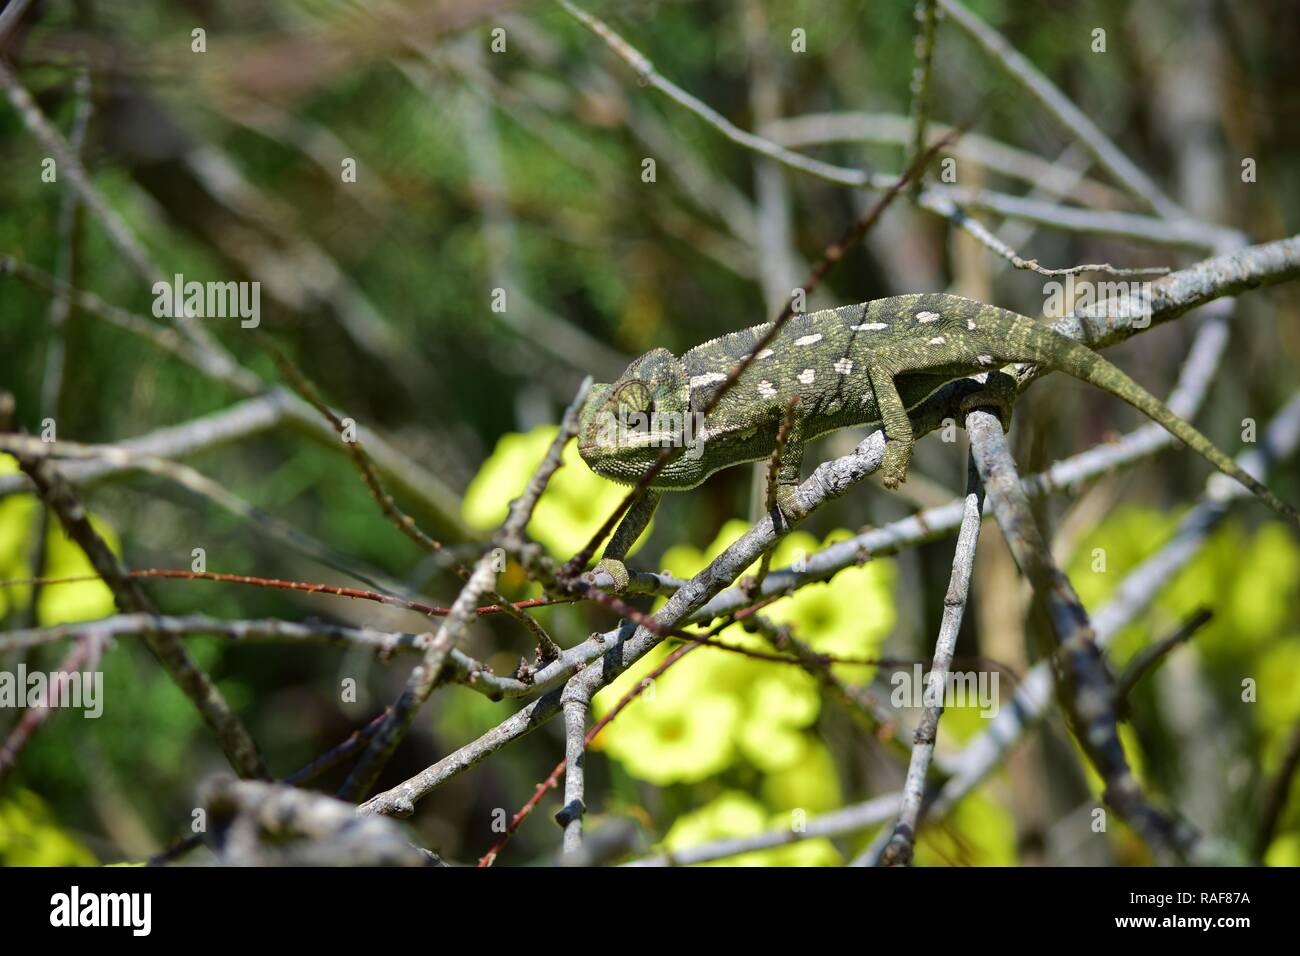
1;0;1299;866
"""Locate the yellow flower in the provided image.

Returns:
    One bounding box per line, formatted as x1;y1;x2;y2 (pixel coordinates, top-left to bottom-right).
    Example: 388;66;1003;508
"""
462;427;647;558
0;789;97;866
761;740;842;813
595;520;897;790
592;645;741;784
0;454;117;625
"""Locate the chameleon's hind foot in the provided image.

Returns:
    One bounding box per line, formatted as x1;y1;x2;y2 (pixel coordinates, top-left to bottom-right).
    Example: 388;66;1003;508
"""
589;557;630;593
959;371;1017;432
770;445;805;524
774;481;800;524
880;440;914;489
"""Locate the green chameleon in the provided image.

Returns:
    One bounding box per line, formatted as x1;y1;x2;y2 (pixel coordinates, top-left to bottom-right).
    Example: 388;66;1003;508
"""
577;292;1298;590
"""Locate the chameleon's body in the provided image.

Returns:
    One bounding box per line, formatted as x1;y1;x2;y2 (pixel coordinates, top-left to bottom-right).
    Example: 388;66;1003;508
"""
577;293;1297;588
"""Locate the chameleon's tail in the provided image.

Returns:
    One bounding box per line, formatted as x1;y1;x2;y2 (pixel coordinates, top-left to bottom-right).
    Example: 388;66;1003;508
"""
996;315;1300;529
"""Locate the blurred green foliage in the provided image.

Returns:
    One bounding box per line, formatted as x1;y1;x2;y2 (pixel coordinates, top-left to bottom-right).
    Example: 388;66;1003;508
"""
1068;508;1300;861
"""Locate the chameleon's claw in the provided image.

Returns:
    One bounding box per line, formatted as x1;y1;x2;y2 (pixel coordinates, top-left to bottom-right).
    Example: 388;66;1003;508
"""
590;557;631;593
880;440;913;489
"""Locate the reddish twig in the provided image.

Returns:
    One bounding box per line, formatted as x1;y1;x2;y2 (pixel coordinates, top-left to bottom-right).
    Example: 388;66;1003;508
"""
271;345;562;659
0;626;105;783
0;569;579;619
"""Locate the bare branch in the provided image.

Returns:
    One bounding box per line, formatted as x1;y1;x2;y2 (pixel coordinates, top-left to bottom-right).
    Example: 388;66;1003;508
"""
762;112;1123;205
203;779;435;866
1114;608;1214;711
880;453;985;866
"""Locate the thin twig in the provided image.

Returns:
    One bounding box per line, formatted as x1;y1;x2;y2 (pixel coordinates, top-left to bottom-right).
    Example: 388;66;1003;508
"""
1256;718;1300;861
916;187;1171;277
907;0;940;196
0;567;462;619
746;397;801;595
1114;608;1213;712
270;347;447;555
879;452;985;866
762;111;1122;205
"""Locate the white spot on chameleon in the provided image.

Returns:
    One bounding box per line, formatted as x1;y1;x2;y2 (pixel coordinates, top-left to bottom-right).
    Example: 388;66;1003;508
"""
689;372;727;389
756;348;774;360
798;368;816;385
928;336;946;345
967;319;977;331
915;311;941;323
833;357;853;375
757;380;777;399
794;333;823;346
851;322;887;331
976;354;994;366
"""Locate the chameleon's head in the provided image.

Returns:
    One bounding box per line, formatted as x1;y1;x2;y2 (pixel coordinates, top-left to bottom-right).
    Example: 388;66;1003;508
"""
578;347;699;487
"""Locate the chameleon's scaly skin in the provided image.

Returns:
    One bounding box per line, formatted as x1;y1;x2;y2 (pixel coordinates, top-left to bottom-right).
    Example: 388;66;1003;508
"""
577;293;1297;587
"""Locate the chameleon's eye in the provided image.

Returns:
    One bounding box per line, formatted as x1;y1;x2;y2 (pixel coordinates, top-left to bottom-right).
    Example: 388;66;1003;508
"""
613;379;654;429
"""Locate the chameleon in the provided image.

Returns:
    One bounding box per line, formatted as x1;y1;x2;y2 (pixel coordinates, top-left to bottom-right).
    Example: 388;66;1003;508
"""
576;292;1298;590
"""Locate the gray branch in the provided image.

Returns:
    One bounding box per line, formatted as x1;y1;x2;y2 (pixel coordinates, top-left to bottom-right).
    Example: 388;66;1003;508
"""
203;778;437;866
879;453;985;866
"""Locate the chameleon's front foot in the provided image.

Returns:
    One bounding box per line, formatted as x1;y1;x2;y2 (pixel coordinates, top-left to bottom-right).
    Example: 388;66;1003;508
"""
584;490;661;594
588;557;630;593
880;439;914;489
